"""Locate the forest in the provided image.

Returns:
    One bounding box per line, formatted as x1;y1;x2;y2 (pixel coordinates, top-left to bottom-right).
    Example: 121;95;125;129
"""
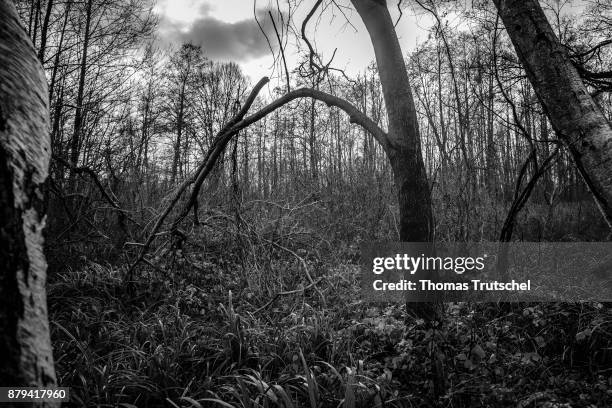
1;0;611;406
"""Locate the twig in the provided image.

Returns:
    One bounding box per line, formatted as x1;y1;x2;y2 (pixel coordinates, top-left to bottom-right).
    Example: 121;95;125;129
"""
301;0;324;75
395;0;404;27
127;77;270;278
52;155;119;209
258;236;326;306
253;277;325;314
269;11;291;92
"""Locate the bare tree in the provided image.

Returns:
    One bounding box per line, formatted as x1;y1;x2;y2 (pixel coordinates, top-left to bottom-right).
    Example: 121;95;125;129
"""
135;0;435;279
0;0;57;396
130;0;444;393
67;0;93;190
349;0;434;242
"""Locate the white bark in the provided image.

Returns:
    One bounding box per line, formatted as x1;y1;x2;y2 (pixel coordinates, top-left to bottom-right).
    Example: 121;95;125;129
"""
0;0;58;399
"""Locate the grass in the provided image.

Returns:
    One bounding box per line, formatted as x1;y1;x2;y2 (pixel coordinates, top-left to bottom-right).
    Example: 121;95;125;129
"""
46;194;612;407
48;249;612;407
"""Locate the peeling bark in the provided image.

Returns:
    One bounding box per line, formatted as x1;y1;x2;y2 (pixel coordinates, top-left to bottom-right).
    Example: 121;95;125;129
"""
0;0;57;399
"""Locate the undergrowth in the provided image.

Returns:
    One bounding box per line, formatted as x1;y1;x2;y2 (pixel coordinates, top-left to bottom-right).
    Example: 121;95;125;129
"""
48;254;612;407
46;195;612;407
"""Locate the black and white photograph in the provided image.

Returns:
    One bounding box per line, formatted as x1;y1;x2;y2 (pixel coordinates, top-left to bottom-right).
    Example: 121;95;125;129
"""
1;0;612;406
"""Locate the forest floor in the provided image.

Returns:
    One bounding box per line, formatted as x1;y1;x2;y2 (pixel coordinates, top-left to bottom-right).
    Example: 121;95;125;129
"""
47;238;612;408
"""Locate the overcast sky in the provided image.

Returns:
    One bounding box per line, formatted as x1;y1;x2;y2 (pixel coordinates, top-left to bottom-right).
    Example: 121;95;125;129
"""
153;0;435;84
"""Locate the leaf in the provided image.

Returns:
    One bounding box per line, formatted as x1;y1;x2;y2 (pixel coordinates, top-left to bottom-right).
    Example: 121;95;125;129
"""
521;352;541;364
198;399;236;408
299;349;319;408
179;397;203;408
471;344;486;360
576;329;592;342
343;382;356;408
271;385;295;408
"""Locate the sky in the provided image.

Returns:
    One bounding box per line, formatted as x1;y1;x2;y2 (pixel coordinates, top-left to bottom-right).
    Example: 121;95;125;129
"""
153;0;435;85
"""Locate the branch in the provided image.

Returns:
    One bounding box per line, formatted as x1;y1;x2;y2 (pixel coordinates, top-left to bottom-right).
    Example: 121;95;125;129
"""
234;87;389;151
253;0;275;60
253;277;325;314
493;15;536;152
395;0;404;27
175;86;388;226
415;0;471;167
301;0;324;75
127;77;270;277
269;11;291;92
130;78;388;277
499;148;559;242
570;39;612;60
52;155;119;209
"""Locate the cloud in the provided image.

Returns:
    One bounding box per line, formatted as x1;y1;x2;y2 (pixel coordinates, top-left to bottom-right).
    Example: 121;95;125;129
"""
198;3;214;15
160;9;278;62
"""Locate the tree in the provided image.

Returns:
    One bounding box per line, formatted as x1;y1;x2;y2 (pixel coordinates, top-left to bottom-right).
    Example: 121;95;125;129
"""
165;44;202;185
192;60;247;190
130;5;443;394
135;0;436;278
0;0;57;395
21;0;157;190
351;0;434;243
493;0;612;230
68;0;93;190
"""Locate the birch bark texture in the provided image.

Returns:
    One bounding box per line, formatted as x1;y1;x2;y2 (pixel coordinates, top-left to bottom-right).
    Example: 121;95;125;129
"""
0;0;58;397
493;0;612;229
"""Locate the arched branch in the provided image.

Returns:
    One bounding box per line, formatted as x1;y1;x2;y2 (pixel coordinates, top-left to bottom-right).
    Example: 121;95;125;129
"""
176;86;389;226
128;77;388;276
235;87;388;150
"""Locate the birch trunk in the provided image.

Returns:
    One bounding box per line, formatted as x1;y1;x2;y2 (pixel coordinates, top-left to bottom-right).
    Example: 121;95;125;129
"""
0;0;58;399
494;0;612;229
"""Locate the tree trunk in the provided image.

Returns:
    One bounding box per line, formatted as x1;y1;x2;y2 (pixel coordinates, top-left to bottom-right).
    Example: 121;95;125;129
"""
69;0;93;190
493;0;612;229
309;97;318;183
0;0;58;396
351;0;433;242
486;68;497;195
350;0;443;394
37;0;54;62
170;82;186;185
